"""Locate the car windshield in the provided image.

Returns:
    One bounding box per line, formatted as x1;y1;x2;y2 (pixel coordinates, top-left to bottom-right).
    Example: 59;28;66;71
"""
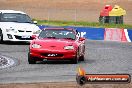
39;29;76;40
0;13;33;23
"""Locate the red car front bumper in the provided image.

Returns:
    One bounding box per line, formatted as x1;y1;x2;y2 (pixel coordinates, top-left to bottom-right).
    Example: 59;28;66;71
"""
29;48;77;61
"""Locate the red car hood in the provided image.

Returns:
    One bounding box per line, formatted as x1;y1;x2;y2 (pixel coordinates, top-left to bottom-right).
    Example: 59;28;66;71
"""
33;39;76;50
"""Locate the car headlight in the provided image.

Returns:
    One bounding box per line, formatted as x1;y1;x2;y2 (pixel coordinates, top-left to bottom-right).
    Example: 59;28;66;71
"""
32;44;41;48
6;29;17;33
64;46;74;50
33;30;41;34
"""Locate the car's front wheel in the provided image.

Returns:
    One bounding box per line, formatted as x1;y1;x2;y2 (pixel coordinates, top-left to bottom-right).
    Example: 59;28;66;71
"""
28;53;36;64
79;55;85;61
0;30;3;43
71;51;79;64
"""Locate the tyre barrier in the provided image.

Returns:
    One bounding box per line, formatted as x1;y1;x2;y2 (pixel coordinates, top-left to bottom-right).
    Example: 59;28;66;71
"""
0;55;18;69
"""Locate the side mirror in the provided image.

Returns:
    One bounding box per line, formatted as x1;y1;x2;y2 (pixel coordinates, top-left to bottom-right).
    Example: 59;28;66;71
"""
33;21;37;24
79;37;85;41
31;35;37;40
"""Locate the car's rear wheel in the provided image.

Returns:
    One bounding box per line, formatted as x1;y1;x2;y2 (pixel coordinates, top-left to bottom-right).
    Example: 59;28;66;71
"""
28;52;36;64
0;30;3;43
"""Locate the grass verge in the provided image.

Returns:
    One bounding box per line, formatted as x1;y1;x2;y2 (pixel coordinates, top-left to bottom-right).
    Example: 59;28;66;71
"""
35;20;132;29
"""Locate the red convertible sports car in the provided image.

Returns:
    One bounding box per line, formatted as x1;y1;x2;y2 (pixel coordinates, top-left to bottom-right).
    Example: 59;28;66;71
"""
28;27;85;64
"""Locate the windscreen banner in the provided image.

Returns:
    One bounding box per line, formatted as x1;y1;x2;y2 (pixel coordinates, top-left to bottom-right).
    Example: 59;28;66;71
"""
38;25;132;42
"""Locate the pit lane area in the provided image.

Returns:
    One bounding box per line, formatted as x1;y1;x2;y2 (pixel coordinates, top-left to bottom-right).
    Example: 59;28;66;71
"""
0;40;132;83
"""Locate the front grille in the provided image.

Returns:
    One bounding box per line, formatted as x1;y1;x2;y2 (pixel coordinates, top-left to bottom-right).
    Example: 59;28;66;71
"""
18;30;32;32
18;30;24;32
14;35;32;40
26;31;32;32
41;53;63;57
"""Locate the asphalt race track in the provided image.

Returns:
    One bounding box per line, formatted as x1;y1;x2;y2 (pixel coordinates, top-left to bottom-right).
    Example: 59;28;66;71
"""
0;40;132;83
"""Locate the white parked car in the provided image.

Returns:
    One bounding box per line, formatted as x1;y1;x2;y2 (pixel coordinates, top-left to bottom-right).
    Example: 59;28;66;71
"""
0;10;41;43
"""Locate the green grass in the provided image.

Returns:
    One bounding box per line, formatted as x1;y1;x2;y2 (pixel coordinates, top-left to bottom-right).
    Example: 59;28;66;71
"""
35;20;132;29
